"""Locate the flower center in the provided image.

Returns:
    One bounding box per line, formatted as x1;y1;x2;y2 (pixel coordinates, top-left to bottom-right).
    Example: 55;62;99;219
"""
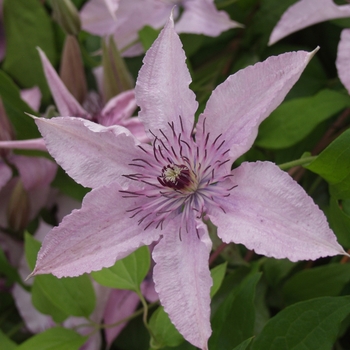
158;164;191;190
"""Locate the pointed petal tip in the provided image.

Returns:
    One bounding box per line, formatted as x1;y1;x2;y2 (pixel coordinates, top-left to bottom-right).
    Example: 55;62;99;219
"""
169;6;176;25
24;112;38;120
25;271;35;281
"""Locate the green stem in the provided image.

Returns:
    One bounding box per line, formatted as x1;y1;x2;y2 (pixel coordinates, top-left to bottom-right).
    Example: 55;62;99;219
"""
136;290;160;348
278;156;317;171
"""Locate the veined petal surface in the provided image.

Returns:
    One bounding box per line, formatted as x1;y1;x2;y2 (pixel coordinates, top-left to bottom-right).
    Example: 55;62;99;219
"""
336;29;350;95
196;49;318;163
208;161;347;261
176;0;242;36
269;0;350;45
32;182;161;278
38;48;88;118
136;14;198;139
153;216;212;350
34;116;144;189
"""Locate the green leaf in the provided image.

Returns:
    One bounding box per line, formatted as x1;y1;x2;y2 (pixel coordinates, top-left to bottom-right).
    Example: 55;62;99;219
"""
262;258;295;287
210;262;227;298
91;246;150;292
0;329;16;350
15;327;87;350
306;129;350;199
282;264;350;305
329;196;350;248
149;306;184;348
209;272;261;350
256;89;350;149
138;26;160;51
51;167;89;201
25;234;96;321
0;70;40;139
25;232;41;270
252;296;350;350
3;0;57;102
0;246;22;285
232;337;254;350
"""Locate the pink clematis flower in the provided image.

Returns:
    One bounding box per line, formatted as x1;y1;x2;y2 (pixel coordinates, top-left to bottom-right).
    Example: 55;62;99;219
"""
269;0;350;94
31;14;347;349
38;48;148;142
335;28;350;94
268;0;350;46
80;0;242;56
0;87;57;234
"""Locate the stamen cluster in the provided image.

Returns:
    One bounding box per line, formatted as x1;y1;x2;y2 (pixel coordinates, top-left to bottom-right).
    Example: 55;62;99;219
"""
120;116;237;232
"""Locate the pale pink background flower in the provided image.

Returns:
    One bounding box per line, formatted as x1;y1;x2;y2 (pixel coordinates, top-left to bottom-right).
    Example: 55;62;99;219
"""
80;0;242;56
269;0;350;94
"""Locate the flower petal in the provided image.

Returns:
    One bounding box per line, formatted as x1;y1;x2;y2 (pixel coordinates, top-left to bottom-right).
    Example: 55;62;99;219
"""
336;29;350;95
0;161;12;190
208;161;347;261
153;216;212;350
196;49;318;163
34;116;145;189
80;0;119;36
112;0;171;55
98;89;137;126
176;0;243;36
135;13;198;139
12;284;55;333
20;86;42;112
269;0;350;45
10;155;57;191
38;48;88;118
31;182;161;278
0;138;47;151
104;289;140;347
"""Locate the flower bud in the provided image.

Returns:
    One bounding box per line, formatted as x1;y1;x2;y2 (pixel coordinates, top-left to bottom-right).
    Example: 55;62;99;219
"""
59;35;87;104
7;179;30;234
51;0;81;36
102;36;134;103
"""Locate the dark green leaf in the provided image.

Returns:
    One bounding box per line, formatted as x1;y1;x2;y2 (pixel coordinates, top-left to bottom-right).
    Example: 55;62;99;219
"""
0;246;22;285
51;166;89;201
210;262;227;298
0;70;40;139
282;264;350;304
91;246;150;292
15;327;87;350
306;129;350;199
256;90;350;149
138;26;160;51
252;296;350;350
209;272;261;350
3;0;57;102
149;306;184;348
328;196;350;248
0;329;16;350
31;279;69;323
263;258;295;287
232;337;254;350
